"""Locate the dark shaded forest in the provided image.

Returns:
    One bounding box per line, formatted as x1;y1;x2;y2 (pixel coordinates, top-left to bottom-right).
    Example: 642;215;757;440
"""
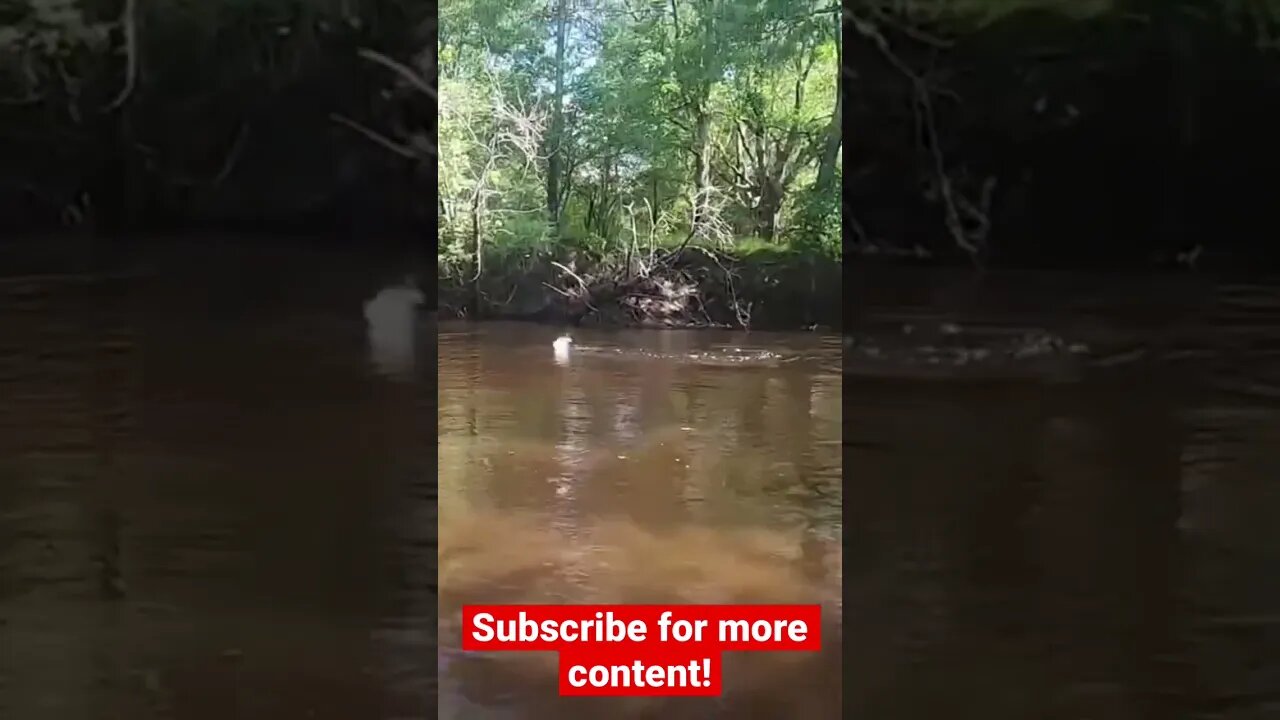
2;1;1279;276
847;0;1280;271
0;0;433;241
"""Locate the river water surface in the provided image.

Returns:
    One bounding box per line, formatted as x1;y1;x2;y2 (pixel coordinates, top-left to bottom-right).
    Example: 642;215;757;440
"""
0;246;435;720
4;247;1280;719
438;323;843;719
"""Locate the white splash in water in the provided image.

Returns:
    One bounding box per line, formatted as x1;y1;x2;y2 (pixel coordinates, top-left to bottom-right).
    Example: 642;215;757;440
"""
552;335;573;365
364;278;424;380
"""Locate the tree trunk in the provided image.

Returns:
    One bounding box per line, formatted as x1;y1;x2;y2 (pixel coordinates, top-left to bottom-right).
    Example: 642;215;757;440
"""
546;0;568;235
756;176;782;240
592;160;612;239
470;190;482;314
815;93;842;193
690;0;716;234
814;9;842;193
650;174;660;227
692;103;711;231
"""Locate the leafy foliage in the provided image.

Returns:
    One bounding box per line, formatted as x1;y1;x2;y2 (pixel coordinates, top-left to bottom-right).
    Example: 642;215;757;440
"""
437;0;842;281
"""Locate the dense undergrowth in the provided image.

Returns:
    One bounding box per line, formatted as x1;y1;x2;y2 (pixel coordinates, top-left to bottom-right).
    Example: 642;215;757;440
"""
439;235;840;330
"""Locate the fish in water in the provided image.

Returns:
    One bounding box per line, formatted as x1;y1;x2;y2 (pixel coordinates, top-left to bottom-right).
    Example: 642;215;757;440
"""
552;334;573;364
364;277;424;380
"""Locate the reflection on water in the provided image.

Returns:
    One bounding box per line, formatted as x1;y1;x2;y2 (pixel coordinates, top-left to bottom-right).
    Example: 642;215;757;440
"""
6;253;1280;719
842;273;1280;720
365;279;426;382
438;323;844;718
0;250;434;720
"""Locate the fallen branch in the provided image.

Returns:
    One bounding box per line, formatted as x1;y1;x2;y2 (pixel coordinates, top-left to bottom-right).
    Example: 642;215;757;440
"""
545;261;599;313
329;113;418;158
691;246;750;329
541;282;575;298
357;47;435;100
551;260;591;295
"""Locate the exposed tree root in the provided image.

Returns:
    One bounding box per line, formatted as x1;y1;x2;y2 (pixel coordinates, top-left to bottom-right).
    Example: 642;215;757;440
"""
440;248;836;331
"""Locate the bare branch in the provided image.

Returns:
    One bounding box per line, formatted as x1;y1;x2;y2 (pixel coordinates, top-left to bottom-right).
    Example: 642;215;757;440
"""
103;0;138;112
357;47;435;100
329;112;420;158
850;9;987;264
863;5;953;49
549;261;598;312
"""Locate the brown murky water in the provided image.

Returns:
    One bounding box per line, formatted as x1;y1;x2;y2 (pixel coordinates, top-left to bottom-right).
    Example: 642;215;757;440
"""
844;270;1280;720
6;248;1280;720
438;323;844;719
0;246;434;720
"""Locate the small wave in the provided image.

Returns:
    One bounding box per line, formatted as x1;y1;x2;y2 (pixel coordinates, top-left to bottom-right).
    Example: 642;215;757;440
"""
570;345;804;367
845;327;1091;380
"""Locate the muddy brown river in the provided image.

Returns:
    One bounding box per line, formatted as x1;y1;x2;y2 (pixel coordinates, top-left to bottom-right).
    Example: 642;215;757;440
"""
438;323;843;719
3;245;1280;719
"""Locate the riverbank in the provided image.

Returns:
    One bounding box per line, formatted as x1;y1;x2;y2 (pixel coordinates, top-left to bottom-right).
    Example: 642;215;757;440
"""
437;244;841;332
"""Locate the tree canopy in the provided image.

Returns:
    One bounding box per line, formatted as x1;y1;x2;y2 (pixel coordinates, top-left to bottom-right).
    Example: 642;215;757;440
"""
437;0;842;281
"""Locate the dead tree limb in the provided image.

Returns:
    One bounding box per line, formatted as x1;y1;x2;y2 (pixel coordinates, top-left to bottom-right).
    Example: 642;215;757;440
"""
329;113;419;158
103;0;138;112
848;8;991;266
357;47;435;100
